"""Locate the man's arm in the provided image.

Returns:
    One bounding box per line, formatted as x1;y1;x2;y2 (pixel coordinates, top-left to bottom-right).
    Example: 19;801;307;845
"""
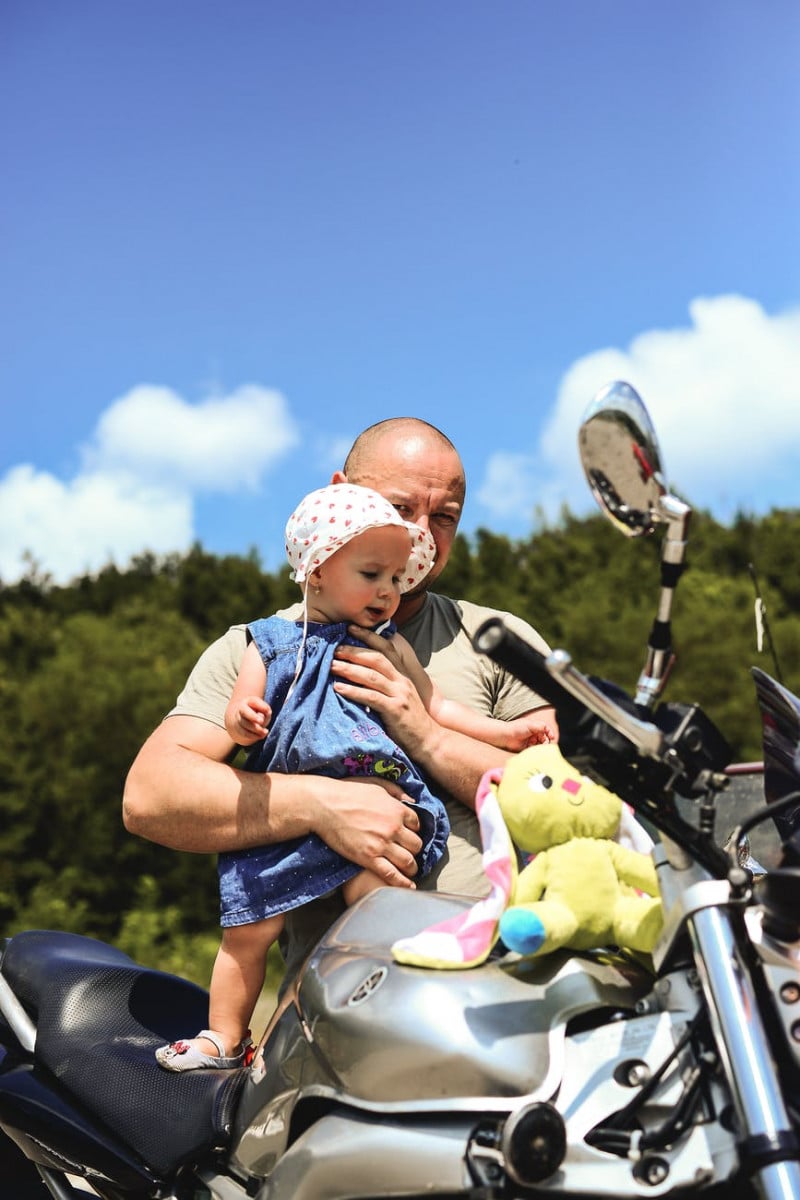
122;715;423;886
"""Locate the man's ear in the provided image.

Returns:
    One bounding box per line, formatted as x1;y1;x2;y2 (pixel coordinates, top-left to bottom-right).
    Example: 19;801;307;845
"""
330;469;347;484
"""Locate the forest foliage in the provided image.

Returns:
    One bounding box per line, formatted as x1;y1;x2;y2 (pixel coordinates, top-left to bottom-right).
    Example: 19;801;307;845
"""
2;509;798;988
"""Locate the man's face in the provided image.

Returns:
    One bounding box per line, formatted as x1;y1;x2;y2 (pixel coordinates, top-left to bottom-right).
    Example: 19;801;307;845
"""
337;433;465;593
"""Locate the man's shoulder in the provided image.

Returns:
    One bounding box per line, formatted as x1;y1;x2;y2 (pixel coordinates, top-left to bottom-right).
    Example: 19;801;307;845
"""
168;624;249;723
276;602;303;620
424;591;462;620
209;623;249;655
428;592;537;630
211;611;302;656
187;624;249;678
406;591;515;633
429;593;550;654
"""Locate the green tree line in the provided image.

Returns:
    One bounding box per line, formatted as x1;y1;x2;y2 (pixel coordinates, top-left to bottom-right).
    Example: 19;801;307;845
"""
1;509;798;986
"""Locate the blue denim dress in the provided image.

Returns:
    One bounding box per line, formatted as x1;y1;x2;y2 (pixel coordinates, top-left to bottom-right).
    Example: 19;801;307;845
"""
217;617;450;927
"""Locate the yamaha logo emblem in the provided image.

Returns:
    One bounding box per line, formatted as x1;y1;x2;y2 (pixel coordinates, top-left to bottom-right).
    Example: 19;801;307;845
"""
347;966;388;1006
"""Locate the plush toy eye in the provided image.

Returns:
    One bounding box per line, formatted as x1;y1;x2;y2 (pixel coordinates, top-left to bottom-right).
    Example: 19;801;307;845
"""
526;773;553;793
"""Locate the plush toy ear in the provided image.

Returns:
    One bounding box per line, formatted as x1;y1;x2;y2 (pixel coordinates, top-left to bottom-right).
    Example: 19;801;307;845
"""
391;765;516;969
615;803;654;854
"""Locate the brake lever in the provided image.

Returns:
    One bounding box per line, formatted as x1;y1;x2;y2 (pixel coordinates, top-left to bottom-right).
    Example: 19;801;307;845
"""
473;618;662;756
545;648;664;759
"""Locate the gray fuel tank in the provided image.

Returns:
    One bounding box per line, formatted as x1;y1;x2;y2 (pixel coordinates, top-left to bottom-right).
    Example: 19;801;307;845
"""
234;887;652;1171
292;888;652;1102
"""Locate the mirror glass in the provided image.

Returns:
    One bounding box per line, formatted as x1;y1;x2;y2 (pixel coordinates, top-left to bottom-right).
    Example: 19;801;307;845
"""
578;381;666;537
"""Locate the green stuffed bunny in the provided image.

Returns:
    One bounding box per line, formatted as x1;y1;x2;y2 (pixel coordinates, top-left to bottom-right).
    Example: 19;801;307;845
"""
496;745;663;957
392;743;663;969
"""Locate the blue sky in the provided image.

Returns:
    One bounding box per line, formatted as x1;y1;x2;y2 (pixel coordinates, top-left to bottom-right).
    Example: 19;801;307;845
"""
2;0;799;584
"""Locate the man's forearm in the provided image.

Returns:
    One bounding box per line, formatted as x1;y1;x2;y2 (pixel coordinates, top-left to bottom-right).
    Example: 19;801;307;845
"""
123;728;316;853
123;717;424;884
401;719;511;810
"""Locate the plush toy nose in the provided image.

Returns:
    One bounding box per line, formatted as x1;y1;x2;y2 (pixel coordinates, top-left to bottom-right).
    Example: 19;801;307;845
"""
562;778;581;795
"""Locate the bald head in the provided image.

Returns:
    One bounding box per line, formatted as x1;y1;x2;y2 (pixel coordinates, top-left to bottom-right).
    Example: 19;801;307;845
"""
333;417;466;604
344;418;465;501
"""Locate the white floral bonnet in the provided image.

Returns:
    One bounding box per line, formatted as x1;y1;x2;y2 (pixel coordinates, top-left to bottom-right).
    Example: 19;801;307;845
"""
284;483;436;592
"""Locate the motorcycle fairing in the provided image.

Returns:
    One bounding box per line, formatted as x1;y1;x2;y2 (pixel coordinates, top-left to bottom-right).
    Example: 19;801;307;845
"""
232;889;653;1182
0;930;244;1180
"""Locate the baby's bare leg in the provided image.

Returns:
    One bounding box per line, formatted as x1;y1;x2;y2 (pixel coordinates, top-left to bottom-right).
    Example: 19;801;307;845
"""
204;915;284;1056
342;869;385;906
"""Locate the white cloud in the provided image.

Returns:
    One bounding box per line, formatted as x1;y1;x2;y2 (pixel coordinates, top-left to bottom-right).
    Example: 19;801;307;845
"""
0;464;192;584
478;295;800;526
1;384;299;584
475;451;541;516
86;383;299;491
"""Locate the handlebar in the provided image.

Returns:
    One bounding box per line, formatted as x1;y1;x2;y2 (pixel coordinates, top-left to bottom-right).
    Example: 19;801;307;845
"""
473;618;664;757
545;649;665;758
473;617;733;877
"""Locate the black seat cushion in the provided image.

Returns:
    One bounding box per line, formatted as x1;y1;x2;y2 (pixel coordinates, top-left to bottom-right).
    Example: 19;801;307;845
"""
1;930;245;1177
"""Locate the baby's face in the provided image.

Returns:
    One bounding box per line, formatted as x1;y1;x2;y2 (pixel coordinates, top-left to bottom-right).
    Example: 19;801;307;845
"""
310;525;412;626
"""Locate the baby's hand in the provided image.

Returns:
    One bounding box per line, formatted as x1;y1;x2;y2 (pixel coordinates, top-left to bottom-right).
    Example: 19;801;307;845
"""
227;696;272;745
502;717;556;752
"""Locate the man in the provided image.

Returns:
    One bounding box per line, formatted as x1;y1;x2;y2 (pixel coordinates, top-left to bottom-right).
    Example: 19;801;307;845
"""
123;417;554;978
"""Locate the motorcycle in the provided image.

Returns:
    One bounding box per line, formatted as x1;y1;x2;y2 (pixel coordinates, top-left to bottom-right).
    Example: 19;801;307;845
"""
2;382;799;1199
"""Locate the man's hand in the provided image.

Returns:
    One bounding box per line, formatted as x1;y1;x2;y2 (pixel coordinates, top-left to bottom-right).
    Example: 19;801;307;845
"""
331;625;559;813
347;623;409;672
311;775;423;888
330;632;435;757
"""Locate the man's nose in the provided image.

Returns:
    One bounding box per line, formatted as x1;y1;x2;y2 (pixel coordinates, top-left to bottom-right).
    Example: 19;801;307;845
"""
412;513;430;533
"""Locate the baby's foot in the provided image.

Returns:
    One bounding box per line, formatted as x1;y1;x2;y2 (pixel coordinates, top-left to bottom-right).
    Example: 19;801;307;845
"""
155;1028;252;1072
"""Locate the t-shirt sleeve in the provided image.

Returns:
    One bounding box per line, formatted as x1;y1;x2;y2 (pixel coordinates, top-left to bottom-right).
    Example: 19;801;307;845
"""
487;609;553;723
166;624;249;728
447;599;553;724
417;595;553;724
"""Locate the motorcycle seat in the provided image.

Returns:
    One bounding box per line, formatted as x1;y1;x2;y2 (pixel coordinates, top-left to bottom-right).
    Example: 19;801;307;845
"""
0;929;246;1179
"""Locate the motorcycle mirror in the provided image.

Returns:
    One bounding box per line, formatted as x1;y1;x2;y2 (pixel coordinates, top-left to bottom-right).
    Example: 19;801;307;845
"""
579;380;692;707
578;381;667;537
